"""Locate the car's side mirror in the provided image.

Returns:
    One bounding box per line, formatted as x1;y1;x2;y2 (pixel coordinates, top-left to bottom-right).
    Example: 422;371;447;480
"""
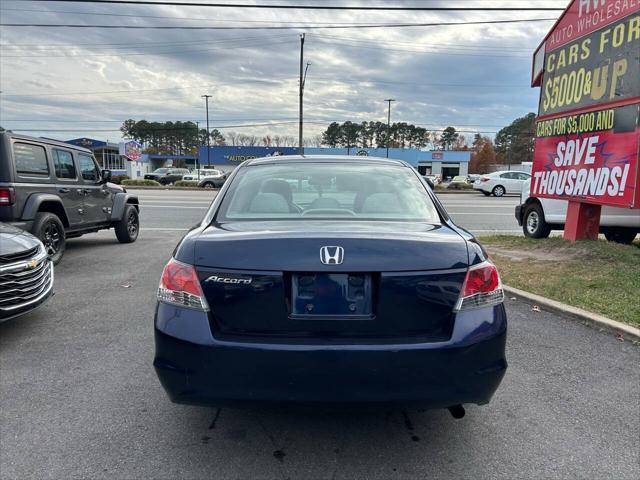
101;169;112;183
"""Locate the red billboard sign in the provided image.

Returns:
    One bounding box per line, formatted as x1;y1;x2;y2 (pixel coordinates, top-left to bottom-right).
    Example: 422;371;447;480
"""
531;105;639;208
531;0;640;211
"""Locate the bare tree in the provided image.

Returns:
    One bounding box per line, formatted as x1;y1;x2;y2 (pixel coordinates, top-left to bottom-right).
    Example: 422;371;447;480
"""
226;131;239;146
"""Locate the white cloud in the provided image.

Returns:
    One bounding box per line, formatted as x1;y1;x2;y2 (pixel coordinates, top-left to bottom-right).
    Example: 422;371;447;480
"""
0;0;561;140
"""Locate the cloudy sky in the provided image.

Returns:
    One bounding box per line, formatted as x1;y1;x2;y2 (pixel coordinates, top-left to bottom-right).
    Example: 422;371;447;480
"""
0;0;565;144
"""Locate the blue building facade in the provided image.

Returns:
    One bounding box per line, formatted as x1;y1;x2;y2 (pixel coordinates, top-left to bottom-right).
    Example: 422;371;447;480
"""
198;146;470;177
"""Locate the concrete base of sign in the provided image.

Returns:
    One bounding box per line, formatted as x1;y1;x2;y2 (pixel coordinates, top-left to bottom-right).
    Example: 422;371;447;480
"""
564;201;602;241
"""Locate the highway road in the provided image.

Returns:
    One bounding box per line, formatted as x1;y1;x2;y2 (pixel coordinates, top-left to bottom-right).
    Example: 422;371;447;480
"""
1;228;637;479
132;189;524;235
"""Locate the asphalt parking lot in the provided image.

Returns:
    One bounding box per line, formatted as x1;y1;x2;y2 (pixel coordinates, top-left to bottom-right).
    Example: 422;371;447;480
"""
133;189;524;235
1;223;638;479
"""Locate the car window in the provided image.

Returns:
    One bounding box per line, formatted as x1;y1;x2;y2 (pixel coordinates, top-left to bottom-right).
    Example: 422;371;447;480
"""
218;162;441;223
13;143;49;176
78;154;100;182
52;149;76;179
517;172;531;180
500;172;514;179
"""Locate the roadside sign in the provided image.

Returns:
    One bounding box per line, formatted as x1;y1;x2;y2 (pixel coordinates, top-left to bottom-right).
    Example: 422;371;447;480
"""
119;140;143;161
530;0;640;239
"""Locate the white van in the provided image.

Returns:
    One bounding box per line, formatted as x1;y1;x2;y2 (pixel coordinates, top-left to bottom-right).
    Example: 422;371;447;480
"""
515;179;639;244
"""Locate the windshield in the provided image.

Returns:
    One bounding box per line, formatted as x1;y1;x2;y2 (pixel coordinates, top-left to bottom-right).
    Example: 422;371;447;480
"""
154;168;169;174
216;162;441;222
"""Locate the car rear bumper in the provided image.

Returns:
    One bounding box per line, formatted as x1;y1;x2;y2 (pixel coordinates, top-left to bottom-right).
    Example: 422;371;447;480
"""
153;303;507;408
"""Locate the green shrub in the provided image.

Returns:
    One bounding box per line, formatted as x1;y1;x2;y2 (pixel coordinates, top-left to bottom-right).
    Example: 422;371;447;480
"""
121;179;161;186
174;180;199;187
110;174;130;184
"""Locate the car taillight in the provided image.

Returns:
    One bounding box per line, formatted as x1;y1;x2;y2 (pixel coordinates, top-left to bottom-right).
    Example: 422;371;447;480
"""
480;177;490;182
454;261;504;311
0;187;15;205
157;258;209;311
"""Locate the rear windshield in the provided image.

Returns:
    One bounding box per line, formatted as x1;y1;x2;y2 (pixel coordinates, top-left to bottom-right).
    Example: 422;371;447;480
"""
216;162;441;222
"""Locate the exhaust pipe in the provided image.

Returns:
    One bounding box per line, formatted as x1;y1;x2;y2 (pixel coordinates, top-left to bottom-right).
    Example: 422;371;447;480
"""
448;405;465;419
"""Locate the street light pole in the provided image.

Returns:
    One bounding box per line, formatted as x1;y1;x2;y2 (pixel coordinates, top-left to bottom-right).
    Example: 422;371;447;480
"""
298;34;306;156
384;98;395;158
195;121;200;180
202;94;212;167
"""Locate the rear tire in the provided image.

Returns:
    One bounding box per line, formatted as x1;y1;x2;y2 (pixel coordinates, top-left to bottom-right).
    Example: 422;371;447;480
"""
523;203;551;239
604;228;638;245
492;185;506;197
32;212;66;264
115;205;139;243
202;181;215;189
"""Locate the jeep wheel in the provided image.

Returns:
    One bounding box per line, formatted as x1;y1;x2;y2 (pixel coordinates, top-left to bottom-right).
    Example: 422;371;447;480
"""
523;203;551;239
33;212;66;264
492;185;505;197
604;228;638;245
115;205;139;243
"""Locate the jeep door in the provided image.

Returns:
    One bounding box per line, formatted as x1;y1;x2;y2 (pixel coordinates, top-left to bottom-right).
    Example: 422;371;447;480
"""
77;153;112;225
51;147;84;227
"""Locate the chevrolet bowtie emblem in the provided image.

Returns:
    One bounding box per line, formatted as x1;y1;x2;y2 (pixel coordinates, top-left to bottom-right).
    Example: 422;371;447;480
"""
27;259;38;269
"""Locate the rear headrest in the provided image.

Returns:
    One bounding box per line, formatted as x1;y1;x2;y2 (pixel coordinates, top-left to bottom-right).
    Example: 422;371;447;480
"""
248;193;291;214
309;197;341;209
261;179;293;203
361;193;402;214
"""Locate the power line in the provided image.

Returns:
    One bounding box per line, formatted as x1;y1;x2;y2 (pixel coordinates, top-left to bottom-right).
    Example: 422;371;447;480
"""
309;33;534;52
0;33;293;49
0;38;294;57
6;1;566;11
0;77;530;97
0;18;558;30
2;6;545;30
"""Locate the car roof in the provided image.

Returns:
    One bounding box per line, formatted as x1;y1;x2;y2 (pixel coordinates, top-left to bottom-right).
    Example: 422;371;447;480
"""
244;155;412;167
1;131;93;154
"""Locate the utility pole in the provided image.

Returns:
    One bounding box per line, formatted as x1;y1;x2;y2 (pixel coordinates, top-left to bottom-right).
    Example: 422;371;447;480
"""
384;99;395;158
202;94;212;167
195;121;200;180
298;34;310;156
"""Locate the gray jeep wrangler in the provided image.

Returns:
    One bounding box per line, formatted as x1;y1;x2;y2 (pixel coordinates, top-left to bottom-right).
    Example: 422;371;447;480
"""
0;132;139;263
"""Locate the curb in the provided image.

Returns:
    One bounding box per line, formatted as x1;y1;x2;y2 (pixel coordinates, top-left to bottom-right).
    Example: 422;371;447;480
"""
503;285;640;341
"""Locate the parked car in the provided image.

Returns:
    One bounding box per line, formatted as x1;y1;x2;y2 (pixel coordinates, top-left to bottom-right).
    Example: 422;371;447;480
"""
0;222;54;322
424;174;441;185
154;155;507;417
182;169;213;181
473;171;531;197
447;175;469;189
144;168;189;185
197;170;229;189
467;174;480;183
0;132;140;263
516;179;640;243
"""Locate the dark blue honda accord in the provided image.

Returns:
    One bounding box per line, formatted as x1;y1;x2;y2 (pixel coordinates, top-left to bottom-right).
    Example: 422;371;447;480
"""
154;156;507;417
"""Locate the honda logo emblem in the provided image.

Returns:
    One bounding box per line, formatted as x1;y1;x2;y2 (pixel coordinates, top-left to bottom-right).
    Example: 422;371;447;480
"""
319;246;344;265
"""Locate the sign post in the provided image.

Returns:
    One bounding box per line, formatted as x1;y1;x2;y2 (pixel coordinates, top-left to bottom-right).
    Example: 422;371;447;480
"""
531;1;640;241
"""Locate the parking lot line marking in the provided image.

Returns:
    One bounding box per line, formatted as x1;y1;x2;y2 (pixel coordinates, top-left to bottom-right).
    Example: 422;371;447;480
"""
448;212;514;216
141;227;190;231
140;205;208;209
